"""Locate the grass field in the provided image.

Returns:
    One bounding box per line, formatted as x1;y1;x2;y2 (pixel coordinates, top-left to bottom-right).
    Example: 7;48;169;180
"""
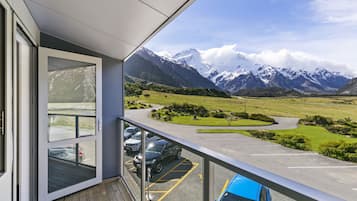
198;126;357;151
170;116;272;126
127;91;357;121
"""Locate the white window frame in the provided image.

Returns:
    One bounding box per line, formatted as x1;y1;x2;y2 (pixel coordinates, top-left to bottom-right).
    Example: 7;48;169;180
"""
38;47;102;201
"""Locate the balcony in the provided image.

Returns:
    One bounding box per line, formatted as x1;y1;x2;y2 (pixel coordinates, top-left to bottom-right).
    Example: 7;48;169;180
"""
121;117;342;201
51;116;344;201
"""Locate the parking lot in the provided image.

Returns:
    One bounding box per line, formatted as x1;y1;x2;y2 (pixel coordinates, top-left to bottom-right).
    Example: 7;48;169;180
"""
122;147;293;201
125;108;357;201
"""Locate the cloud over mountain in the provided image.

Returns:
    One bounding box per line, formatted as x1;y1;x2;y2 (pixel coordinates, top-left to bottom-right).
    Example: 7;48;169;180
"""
198;44;352;76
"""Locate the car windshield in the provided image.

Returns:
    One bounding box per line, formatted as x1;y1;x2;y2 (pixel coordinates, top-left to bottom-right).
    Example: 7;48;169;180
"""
131;133;141;140
146;143;164;153
220;192;254;201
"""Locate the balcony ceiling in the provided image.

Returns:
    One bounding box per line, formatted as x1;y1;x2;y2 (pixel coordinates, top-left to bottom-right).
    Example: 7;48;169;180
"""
24;0;193;60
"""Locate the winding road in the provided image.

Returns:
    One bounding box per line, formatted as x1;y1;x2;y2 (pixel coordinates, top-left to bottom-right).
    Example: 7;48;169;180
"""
125;108;357;201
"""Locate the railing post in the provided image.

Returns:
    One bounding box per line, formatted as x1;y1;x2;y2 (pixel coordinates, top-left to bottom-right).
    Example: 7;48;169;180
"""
75;115;79;165
119;119;124;177
141;128;146;201
203;158;214;201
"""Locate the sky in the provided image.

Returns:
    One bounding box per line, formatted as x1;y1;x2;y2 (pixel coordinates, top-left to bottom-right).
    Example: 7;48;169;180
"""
145;0;357;75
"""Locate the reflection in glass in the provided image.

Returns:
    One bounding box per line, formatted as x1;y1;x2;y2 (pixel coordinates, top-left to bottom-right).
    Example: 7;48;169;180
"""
47;57;97;193
48;143;96;193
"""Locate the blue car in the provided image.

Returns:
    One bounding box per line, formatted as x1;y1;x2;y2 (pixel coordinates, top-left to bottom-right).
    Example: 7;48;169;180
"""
218;174;272;201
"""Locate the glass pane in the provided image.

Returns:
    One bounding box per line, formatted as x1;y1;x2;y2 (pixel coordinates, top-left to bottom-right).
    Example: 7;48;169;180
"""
47;57;97;193
48;115;76;142
213;163;295;201
143;132;203;201
79;141;96;166
123;122;141;201
48;57;96;141
79;116;95;137
48;143;96;193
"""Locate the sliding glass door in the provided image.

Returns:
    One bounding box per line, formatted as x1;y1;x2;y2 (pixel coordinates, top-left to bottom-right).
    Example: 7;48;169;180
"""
38;47;102;201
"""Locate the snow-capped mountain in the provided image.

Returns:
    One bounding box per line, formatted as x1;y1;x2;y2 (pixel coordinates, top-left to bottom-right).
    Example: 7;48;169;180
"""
173;49;218;78
166;47;351;94
124;48;217;89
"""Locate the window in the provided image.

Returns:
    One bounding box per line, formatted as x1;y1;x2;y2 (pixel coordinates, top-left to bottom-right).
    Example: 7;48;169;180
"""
0;4;5;172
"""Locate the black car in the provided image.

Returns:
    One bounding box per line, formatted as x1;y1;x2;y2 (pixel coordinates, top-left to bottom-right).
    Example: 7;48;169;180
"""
133;139;182;174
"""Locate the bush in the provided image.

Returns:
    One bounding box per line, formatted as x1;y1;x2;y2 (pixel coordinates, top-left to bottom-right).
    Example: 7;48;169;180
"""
299;115;333;126
231;112;249;119
276;135;311;151
326;124;352;135
211;111;227;118
248;130;276;140
164;103;209;117
249;113;276;123
319;141;357;162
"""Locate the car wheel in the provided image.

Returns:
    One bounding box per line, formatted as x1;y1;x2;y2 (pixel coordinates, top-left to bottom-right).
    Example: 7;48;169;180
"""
154;161;163;173
175;151;182;160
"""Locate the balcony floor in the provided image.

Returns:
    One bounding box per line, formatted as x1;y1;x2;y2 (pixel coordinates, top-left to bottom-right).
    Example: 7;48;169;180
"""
55;178;133;201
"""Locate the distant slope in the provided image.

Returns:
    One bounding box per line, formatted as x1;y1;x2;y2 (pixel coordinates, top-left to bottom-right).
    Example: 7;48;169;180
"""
338;78;357;95
124;48;217;89
234;87;301;97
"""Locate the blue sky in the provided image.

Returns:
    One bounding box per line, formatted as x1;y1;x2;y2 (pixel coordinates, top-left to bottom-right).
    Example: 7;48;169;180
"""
145;0;357;74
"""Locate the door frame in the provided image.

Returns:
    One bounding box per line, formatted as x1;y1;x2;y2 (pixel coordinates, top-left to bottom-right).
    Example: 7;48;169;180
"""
0;0;13;200
13;13;39;201
38;47;102;201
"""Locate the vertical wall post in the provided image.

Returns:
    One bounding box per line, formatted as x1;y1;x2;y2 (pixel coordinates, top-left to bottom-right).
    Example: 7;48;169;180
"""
141;128;146;201
203;158;214;201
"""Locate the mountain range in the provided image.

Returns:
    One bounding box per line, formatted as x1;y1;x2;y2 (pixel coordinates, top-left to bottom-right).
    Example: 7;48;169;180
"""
172;48;351;94
125;47;354;95
338;78;357;95
125;48;217;89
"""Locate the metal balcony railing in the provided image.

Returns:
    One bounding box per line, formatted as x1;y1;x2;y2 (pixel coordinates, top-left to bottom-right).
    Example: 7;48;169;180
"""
119;117;343;201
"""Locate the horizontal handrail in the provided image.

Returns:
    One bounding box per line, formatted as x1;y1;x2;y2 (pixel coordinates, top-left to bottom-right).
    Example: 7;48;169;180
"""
120;116;343;201
48;113;95;118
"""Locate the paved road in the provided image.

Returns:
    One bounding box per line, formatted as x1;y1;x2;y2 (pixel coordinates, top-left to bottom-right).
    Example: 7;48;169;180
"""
126;108;357;201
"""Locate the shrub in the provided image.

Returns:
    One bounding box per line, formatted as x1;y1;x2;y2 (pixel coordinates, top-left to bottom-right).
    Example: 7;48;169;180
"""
128;106;138;110
249;113;276;123
248;130;276;140
319;141;357;162
164;103;209;117
326;124;352;135
143;93;150;97
231;112;249;119
299;115;333;126
276;135;311;151
211;111;227;118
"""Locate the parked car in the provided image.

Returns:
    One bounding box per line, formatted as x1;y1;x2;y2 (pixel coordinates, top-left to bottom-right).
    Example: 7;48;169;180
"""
48;147;84;163
124;126;140;140
124;131;160;153
133;139;182;174
217;174;271;201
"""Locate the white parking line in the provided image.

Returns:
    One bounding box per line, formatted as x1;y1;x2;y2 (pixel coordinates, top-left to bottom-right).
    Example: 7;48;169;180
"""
251;153;318;156
288;166;357;169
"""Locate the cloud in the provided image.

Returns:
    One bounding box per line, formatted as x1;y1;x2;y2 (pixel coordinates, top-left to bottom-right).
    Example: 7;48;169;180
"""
198;44;353;75
311;0;357;25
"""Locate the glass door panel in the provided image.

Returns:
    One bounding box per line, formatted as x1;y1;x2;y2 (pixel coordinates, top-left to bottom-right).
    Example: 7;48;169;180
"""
39;48;102;201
